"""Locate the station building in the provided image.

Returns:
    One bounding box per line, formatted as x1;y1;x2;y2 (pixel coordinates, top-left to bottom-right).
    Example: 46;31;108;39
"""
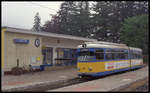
1;27;97;74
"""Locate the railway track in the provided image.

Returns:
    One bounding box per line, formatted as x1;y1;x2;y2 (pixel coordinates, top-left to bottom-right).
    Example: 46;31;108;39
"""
6;66;146;91
9;76;100;91
116;77;149;91
8;72;119;92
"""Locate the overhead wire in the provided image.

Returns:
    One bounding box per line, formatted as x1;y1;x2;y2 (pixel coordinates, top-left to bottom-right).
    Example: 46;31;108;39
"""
27;2;61;18
29;2;58;12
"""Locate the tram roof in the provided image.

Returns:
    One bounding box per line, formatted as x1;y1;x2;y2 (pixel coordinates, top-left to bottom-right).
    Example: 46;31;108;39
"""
85;41;127;46
129;47;142;51
77;41;128;49
77;41;142;51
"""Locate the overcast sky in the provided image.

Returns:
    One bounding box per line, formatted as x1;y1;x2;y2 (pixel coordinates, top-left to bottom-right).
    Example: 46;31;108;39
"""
2;1;63;29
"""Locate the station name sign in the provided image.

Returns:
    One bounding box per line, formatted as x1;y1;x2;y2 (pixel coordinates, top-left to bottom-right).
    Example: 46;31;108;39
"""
14;39;29;44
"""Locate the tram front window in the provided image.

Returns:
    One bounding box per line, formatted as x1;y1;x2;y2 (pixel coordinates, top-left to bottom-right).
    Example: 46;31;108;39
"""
78;51;95;61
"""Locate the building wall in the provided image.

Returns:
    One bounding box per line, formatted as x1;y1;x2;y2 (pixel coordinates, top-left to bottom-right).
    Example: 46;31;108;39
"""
42;37;85;64
4;31;86;71
4;32;42;71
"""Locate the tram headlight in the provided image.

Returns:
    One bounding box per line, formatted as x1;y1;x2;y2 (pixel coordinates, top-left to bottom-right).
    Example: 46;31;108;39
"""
77;68;80;71
88;67;92;71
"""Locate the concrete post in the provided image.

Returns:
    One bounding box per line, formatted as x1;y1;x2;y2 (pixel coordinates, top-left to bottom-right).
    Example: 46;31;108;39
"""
1;70;4;76
53;47;57;65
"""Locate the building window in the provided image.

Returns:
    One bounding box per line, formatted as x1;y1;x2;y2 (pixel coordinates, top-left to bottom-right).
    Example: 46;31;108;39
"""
56;48;64;58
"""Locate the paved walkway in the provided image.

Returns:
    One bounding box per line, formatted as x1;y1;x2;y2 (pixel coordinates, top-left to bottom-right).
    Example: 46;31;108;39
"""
51;66;149;91
2;66;77;91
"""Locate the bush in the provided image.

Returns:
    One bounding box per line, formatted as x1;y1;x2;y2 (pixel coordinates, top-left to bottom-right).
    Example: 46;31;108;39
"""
143;55;149;64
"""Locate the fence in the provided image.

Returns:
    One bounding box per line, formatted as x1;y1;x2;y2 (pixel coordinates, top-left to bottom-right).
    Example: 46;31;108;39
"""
55;58;77;66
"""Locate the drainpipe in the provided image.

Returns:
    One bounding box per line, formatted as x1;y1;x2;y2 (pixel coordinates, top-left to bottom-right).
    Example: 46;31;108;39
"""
17;59;19;67
1;28;6;76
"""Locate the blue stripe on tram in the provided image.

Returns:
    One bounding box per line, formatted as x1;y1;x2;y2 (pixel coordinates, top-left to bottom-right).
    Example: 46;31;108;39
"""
79;65;144;77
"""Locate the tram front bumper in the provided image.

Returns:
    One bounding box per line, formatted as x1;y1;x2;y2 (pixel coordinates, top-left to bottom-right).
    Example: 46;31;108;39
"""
78;72;99;77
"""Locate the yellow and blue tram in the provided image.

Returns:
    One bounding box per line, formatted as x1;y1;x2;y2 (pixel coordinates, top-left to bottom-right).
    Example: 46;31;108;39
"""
77;41;144;77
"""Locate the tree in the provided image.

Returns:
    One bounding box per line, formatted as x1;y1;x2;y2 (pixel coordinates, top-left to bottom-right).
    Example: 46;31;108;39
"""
32;12;41;32
42;1;78;34
41;14;60;33
42;1;92;37
91;1;114;42
41;1;148;42
120;14;149;54
58;1;77;35
91;1;148;42
70;1;91;37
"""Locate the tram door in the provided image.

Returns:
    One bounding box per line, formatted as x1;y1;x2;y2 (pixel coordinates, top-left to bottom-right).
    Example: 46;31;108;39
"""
42;47;53;65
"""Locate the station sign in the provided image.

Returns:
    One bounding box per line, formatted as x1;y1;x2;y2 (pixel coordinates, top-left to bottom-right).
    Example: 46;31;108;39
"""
14;39;29;44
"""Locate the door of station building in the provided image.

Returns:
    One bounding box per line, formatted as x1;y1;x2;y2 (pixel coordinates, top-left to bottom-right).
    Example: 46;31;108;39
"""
42;47;53;65
16;44;29;67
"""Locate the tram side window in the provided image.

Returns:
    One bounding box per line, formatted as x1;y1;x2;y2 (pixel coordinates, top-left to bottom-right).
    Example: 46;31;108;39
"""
114;50;120;60
134;51;139;59
137;53;139;59
131;51;135;59
124;50;128;59
130;51;133;59
95;49;104;60
131;51;137;59
111;49;115;60
119;50;125;59
136;51;142;59
114;49;126;60
78;51;95;61
138;51;142;59
120;49;128;60
133;52;136;59
106;49;113;60
115;50;123;60
135;52;138;59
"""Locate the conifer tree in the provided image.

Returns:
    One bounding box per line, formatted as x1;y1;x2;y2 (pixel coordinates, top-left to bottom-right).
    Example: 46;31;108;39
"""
32;12;41;32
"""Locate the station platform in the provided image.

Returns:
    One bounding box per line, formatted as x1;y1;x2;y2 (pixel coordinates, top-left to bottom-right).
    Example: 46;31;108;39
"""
50;66;149;91
2;65;77;91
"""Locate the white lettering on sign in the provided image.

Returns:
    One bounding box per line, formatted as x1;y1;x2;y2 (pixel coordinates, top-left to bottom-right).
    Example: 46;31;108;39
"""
105;62;115;70
114;61;129;69
131;59;142;66
105;61;130;70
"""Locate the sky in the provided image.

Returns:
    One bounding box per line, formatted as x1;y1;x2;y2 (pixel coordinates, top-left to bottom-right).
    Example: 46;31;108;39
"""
2;1;63;29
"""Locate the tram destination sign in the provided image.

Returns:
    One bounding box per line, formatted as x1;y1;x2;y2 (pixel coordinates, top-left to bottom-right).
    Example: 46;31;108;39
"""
80;48;88;52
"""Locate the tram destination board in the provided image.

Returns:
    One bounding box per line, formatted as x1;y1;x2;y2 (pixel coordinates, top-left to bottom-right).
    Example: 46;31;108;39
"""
80;48;88;52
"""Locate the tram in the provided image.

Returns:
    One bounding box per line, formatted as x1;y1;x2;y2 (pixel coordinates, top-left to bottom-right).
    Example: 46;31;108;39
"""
77;41;144;77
